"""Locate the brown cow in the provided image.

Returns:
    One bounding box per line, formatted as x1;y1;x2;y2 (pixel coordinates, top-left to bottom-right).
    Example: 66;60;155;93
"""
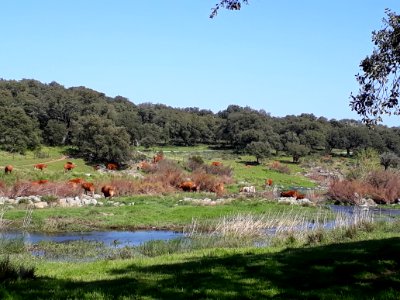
81;182;95;196
106;163;118;171
34;163;47;171
211;161;222;167
64;162;76;172
68;178;85;187
179;181;198;192
280;190;305;200
153;153;164;164
266;179;273;186
213;182;225;196
4;165;13;174
101;185;116;198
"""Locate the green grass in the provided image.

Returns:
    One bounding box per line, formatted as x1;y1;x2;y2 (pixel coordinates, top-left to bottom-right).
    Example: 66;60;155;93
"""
1;233;400;299
3;195;321;232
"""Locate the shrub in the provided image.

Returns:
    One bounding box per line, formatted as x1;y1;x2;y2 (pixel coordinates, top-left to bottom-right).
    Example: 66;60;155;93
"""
268;161;291;174
327;180;368;205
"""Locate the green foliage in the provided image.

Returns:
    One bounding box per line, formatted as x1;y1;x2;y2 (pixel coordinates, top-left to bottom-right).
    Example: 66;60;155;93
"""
286;143;310;163
245;141;272;163
380;151;400;170
0;107;41;154
351;9;400;125
72;115;132;163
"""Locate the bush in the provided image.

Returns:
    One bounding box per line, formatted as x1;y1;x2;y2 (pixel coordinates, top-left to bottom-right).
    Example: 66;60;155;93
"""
268;161;291;174
328;170;400;204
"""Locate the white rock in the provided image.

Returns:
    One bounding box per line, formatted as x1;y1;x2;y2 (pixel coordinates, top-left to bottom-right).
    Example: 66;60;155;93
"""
34;201;48;209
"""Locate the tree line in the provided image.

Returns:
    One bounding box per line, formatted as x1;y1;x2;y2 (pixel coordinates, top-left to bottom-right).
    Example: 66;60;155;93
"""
0;79;399;164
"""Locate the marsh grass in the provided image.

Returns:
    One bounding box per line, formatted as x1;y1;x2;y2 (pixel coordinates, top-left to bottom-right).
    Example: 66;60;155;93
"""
32;240;107;261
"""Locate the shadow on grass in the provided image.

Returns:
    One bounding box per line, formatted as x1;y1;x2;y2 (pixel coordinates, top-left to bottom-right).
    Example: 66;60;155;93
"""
2;238;400;299
237;160;260;166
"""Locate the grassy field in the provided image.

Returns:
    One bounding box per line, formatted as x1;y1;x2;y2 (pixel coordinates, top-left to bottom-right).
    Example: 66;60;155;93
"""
2;146;400;299
1;225;400;299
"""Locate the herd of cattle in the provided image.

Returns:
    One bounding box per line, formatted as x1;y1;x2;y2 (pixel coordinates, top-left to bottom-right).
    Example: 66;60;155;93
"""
3;157;306;200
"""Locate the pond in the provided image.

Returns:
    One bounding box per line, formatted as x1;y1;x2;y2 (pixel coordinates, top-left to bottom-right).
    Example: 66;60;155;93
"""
0;230;183;248
329;204;400;217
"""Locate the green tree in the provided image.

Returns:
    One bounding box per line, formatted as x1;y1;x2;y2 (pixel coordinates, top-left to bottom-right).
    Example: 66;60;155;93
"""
43;119;68;146
72;116;131;163
245;141;272;164
286;142;310;163
0;107;41;154
380;152;400;170
350;9;400;125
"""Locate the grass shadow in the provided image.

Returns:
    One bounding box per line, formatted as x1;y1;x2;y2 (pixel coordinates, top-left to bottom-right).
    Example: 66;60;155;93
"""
2;238;400;299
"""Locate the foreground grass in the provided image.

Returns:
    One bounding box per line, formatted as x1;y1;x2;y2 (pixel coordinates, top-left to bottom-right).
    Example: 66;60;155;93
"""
1;233;400;299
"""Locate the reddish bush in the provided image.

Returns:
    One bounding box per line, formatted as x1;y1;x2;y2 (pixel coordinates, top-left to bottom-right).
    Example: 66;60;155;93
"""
327;180;369;205
269;161;290;174
203;164;233;177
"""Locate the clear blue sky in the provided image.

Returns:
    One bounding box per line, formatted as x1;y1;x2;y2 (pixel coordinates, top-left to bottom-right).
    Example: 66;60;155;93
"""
1;1;400;126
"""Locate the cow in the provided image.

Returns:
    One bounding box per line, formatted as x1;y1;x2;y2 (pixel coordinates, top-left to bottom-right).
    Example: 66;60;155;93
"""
213;182;225;196
153;153;164;164
266;179;273;186
34;163;47;171
280;190;305;200
137;161;149;170
68;178;85;187
211;161;223;167
4;165;13;174
179;181;199;192
81;182;95;196
106;163;118;171
240;186;256;193
64;162;76;172
101;185;116;198
31;179;49;185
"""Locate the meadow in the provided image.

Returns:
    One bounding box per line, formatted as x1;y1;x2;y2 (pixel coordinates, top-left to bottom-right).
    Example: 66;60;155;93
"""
0;146;400;299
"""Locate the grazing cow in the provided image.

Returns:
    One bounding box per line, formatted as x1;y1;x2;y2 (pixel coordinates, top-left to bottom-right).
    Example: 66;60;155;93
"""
64;162;76;172
211;161;222;167
34;163;47;171
101;185;116;198
31;179;49;185
81;182;95;196
280;190;305;200
137;161;148;170
240;186;256;193
179;181;199;192
266;179;273;186
106;163;118;171
153;153;164;164
213;182;225;196
4;165;13;174
68;178;85;187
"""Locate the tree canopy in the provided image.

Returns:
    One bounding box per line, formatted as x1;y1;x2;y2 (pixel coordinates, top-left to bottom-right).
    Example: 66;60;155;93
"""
351;9;400;125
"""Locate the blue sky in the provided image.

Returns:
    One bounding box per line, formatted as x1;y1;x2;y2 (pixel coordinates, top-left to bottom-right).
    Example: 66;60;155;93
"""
1;1;400;126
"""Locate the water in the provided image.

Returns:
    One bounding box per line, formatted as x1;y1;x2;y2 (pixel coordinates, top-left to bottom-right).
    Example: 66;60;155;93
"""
329;204;400;217
0;230;183;248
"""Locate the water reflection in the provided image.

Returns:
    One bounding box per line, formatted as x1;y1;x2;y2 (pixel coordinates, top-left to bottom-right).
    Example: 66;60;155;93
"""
0;230;183;248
